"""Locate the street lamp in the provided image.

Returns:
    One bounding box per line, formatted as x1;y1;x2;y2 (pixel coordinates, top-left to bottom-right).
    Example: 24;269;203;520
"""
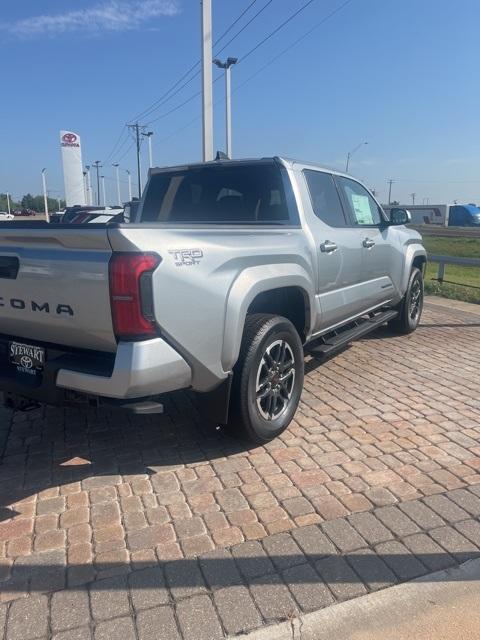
112;163;121;205
126;170;133;201
41;168;50;223
85;165;91;205
141;131;154;169
93;161;102;206
100;176;106;207
345;141;368;173
213;57;238;159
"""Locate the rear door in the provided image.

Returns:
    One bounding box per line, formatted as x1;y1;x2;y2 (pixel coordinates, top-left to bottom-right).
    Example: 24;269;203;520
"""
335;176;401;307
301;169;369;330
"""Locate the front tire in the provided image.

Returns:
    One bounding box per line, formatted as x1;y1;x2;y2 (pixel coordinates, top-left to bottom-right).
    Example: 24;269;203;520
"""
389;267;424;334
229;314;304;444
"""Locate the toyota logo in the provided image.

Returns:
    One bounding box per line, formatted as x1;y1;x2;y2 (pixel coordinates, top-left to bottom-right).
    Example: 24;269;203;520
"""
62;133;77;144
20;356;33;369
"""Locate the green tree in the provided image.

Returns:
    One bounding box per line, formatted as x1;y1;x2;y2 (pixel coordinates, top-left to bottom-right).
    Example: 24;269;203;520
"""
21;193;36;210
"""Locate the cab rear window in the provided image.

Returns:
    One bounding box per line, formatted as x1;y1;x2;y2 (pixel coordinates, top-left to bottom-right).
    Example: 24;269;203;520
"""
140;163;298;225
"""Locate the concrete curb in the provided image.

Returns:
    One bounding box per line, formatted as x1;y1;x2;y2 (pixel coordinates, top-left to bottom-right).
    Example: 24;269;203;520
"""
425;296;480;316
236;558;480;639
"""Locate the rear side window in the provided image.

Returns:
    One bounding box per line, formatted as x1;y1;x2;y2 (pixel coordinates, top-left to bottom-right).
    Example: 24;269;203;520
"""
141;163;298;224
303;170;346;227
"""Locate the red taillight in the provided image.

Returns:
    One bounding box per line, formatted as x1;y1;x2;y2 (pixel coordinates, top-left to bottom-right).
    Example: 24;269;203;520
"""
109;253;160;340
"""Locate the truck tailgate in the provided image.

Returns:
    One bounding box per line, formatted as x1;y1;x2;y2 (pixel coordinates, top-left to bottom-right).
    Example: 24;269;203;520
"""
0;226;117;352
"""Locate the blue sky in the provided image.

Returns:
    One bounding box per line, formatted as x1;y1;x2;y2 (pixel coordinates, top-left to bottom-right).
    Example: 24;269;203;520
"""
1;0;479;205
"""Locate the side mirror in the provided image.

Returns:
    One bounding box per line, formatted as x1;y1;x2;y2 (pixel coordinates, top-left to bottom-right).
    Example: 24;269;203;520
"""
390;208;411;225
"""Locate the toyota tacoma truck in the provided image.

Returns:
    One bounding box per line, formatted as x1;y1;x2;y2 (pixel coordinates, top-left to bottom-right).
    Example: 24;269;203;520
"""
0;157;426;443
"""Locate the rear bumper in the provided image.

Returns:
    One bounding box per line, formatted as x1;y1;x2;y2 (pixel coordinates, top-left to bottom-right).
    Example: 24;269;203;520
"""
57;338;192;398
0;336;192;406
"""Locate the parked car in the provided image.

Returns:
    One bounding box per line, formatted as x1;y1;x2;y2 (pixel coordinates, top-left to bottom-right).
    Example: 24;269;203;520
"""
0;212;14;221
383;203;480;227
61;205;125;224
0;157;426;442
448;204;480;226
14;209;37;217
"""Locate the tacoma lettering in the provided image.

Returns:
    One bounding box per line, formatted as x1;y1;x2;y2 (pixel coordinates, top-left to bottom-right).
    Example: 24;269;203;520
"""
0;297;73;316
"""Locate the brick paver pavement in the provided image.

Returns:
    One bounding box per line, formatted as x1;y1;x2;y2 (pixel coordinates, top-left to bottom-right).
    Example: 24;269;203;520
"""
0;299;479;638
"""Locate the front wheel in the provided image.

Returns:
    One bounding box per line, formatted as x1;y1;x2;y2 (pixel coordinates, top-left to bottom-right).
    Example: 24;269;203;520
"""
389;267;424;334
229;314;304;444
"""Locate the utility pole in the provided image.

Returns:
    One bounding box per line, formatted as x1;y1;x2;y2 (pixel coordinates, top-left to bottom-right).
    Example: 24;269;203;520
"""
113;163;121;205
93;161;102;206
57;197;61;211
41;168;50;223
101;176;106;207
6;192;11;215
387;179;395;204
201;0;213;161
213;57;238;158
410;193;416;205
127;123;144;197
126;170;133;201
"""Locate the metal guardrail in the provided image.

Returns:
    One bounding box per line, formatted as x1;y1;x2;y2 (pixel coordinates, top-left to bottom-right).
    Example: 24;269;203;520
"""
429;254;480;289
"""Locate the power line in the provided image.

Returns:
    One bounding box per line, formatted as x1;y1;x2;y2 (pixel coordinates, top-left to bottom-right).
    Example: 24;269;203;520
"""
239;0;319;64
145;0;329;127
102;0;272;159
145;74;224;126
117;139;136;163
104;125;128;164
214;0;274;58
153;0;356;146
234;0;355;91
129;0;268;124
213;0;259;48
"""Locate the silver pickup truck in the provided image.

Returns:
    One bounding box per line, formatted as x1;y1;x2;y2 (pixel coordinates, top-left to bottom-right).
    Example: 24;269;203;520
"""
0;157;426;443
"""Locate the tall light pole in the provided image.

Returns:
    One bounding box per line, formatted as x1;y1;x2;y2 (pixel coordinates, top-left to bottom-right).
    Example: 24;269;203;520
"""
93;161;102;206
126;170;133;201
113;163;121;205
410;193;416;205
387;179;395;204
142;131;154;169
101;176;106;207
83;171;88;205
213;57;238;158
41;168;50;223
6;192;11;215
345;141;368;173
201;0;213;161
85;165;91;205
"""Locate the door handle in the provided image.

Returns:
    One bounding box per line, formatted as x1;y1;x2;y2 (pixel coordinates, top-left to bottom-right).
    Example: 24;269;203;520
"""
320;240;338;253
362;238;375;249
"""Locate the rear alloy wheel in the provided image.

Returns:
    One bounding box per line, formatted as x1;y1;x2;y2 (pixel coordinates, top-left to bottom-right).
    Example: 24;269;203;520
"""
389;267;424;334
230;314;304;443
255;339;296;421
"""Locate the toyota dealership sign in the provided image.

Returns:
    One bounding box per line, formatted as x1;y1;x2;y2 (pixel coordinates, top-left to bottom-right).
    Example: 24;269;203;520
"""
61;132;79;147
60;130;86;206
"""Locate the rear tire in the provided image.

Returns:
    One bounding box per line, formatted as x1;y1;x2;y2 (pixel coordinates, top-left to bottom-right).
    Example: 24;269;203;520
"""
229;314;304;444
389;267;424;334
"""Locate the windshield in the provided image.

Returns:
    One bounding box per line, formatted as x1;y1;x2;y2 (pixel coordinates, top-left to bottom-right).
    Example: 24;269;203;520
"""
140;162;297;225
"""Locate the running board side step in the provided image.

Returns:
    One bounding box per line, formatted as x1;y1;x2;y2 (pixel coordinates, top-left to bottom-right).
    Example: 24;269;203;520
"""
308;310;398;360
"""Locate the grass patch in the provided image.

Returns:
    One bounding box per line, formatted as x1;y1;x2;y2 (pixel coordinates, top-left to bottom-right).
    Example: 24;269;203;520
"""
422;235;480;304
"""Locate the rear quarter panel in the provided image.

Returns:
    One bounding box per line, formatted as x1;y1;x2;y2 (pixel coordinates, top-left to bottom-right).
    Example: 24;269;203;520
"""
108;226;315;391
